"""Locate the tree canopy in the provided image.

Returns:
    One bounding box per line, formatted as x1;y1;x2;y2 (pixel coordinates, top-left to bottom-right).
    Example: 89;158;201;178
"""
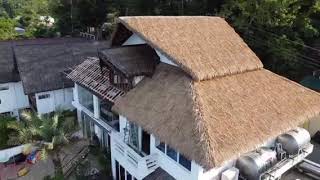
0;17;17;40
0;0;319;79
220;0;320;79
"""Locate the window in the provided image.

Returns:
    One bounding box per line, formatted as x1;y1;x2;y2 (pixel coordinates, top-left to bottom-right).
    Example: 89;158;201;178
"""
129;122;139;150
179;154;192;171
78;85;94;112
156;140;192;171
157;142;165;153
38;94;50;99
166;145;178;161
0;86;9;91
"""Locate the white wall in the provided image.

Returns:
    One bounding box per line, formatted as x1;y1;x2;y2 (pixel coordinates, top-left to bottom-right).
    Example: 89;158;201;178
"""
0;81;29;115
122;34;178;67
150;135;203;180
36;87;74;114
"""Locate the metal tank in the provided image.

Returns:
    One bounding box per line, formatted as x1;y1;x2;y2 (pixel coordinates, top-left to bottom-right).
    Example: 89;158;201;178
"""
276;127;311;155
236;147;277;180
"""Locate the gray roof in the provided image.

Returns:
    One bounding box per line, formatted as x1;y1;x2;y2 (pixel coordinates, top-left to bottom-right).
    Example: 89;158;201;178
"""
0;42;20;83
143;168;175;180
14;40;108;94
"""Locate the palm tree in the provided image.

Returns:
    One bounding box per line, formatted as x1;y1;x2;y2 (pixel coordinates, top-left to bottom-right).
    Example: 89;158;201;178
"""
7;110;78;174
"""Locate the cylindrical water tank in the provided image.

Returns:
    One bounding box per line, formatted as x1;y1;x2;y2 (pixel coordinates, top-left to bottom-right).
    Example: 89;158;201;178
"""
236;147;277;180
276;127;310;155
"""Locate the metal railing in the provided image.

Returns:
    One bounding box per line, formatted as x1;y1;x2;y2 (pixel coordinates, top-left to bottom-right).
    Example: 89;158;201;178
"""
80;32;96;40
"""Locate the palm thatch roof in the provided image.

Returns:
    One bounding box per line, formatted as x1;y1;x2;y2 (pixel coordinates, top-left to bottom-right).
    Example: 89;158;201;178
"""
113;63;320;168
99;45;159;78
0;42;20;83
14;40;108;94
112;16;263;81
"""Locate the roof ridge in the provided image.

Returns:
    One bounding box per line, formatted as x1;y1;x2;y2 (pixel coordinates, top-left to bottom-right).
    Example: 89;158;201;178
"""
190;80;217;168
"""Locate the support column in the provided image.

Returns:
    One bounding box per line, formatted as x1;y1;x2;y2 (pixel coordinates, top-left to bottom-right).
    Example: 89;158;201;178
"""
93;95;102;140
93;95;100;119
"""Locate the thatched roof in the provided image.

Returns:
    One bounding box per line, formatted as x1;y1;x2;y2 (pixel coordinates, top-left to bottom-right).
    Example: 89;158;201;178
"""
113;63;320;168
67;58;125;103
112;16;263;81
0;42;20;83
14;40;108;94
99;45;159;78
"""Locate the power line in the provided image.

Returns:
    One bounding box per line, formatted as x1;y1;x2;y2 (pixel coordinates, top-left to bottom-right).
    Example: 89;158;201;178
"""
245;34;320;65
245;36;320;69
248;25;320;53
246;36;320;68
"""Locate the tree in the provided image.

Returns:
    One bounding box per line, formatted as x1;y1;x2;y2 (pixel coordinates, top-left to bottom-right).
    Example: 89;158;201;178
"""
0;115;15;149
8;110;78;173
220;0;320;80
0;17;17;40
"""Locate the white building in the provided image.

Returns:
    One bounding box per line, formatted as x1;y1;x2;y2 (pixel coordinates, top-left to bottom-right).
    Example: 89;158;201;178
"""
0;42;29;117
0;38;107;115
68;16;320;180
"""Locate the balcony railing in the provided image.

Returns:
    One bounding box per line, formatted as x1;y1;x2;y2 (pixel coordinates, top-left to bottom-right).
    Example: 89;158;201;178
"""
111;133;158;179
72;101;119;132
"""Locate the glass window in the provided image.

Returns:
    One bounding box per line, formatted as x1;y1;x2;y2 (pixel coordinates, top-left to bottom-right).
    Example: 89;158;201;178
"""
179;154;192;171
38;94;50;99
156;141;166;153
0;86;9;91
129;122;139;150
166;145;177;161
99;99;118;121
78;85;94;112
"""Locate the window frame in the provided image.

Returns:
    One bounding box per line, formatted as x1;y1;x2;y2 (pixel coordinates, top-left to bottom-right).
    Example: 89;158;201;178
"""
156;140;192;171
0;86;9;91
38;94;50;100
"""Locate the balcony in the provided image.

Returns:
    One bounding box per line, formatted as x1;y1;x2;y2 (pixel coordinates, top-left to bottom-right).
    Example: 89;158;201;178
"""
72;100;119;133
111;132;158;179
99;100;120;132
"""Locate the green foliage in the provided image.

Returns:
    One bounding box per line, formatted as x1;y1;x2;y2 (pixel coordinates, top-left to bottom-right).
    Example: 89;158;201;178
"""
0;115;16;149
220;0;320;79
0;0;55;39
0;17;17;40
43;170;64;180
7;110;78;148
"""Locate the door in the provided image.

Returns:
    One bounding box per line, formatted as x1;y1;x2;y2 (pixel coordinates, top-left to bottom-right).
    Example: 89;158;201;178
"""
81;111;94;139
141;130;150;155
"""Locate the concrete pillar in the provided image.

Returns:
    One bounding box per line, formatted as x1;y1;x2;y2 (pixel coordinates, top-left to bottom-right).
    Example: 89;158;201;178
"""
93;95;100;119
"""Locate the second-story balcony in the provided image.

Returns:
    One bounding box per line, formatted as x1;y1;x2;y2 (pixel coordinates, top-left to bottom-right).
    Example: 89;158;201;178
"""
99;99;120;132
111;131;159;179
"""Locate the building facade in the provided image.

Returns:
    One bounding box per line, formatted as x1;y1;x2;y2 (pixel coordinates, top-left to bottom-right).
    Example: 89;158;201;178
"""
0;81;29;116
68;16;320;180
0;38;108;116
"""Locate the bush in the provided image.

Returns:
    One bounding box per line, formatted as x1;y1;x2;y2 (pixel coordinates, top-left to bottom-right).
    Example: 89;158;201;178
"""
0;115;16;149
0;18;18;40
